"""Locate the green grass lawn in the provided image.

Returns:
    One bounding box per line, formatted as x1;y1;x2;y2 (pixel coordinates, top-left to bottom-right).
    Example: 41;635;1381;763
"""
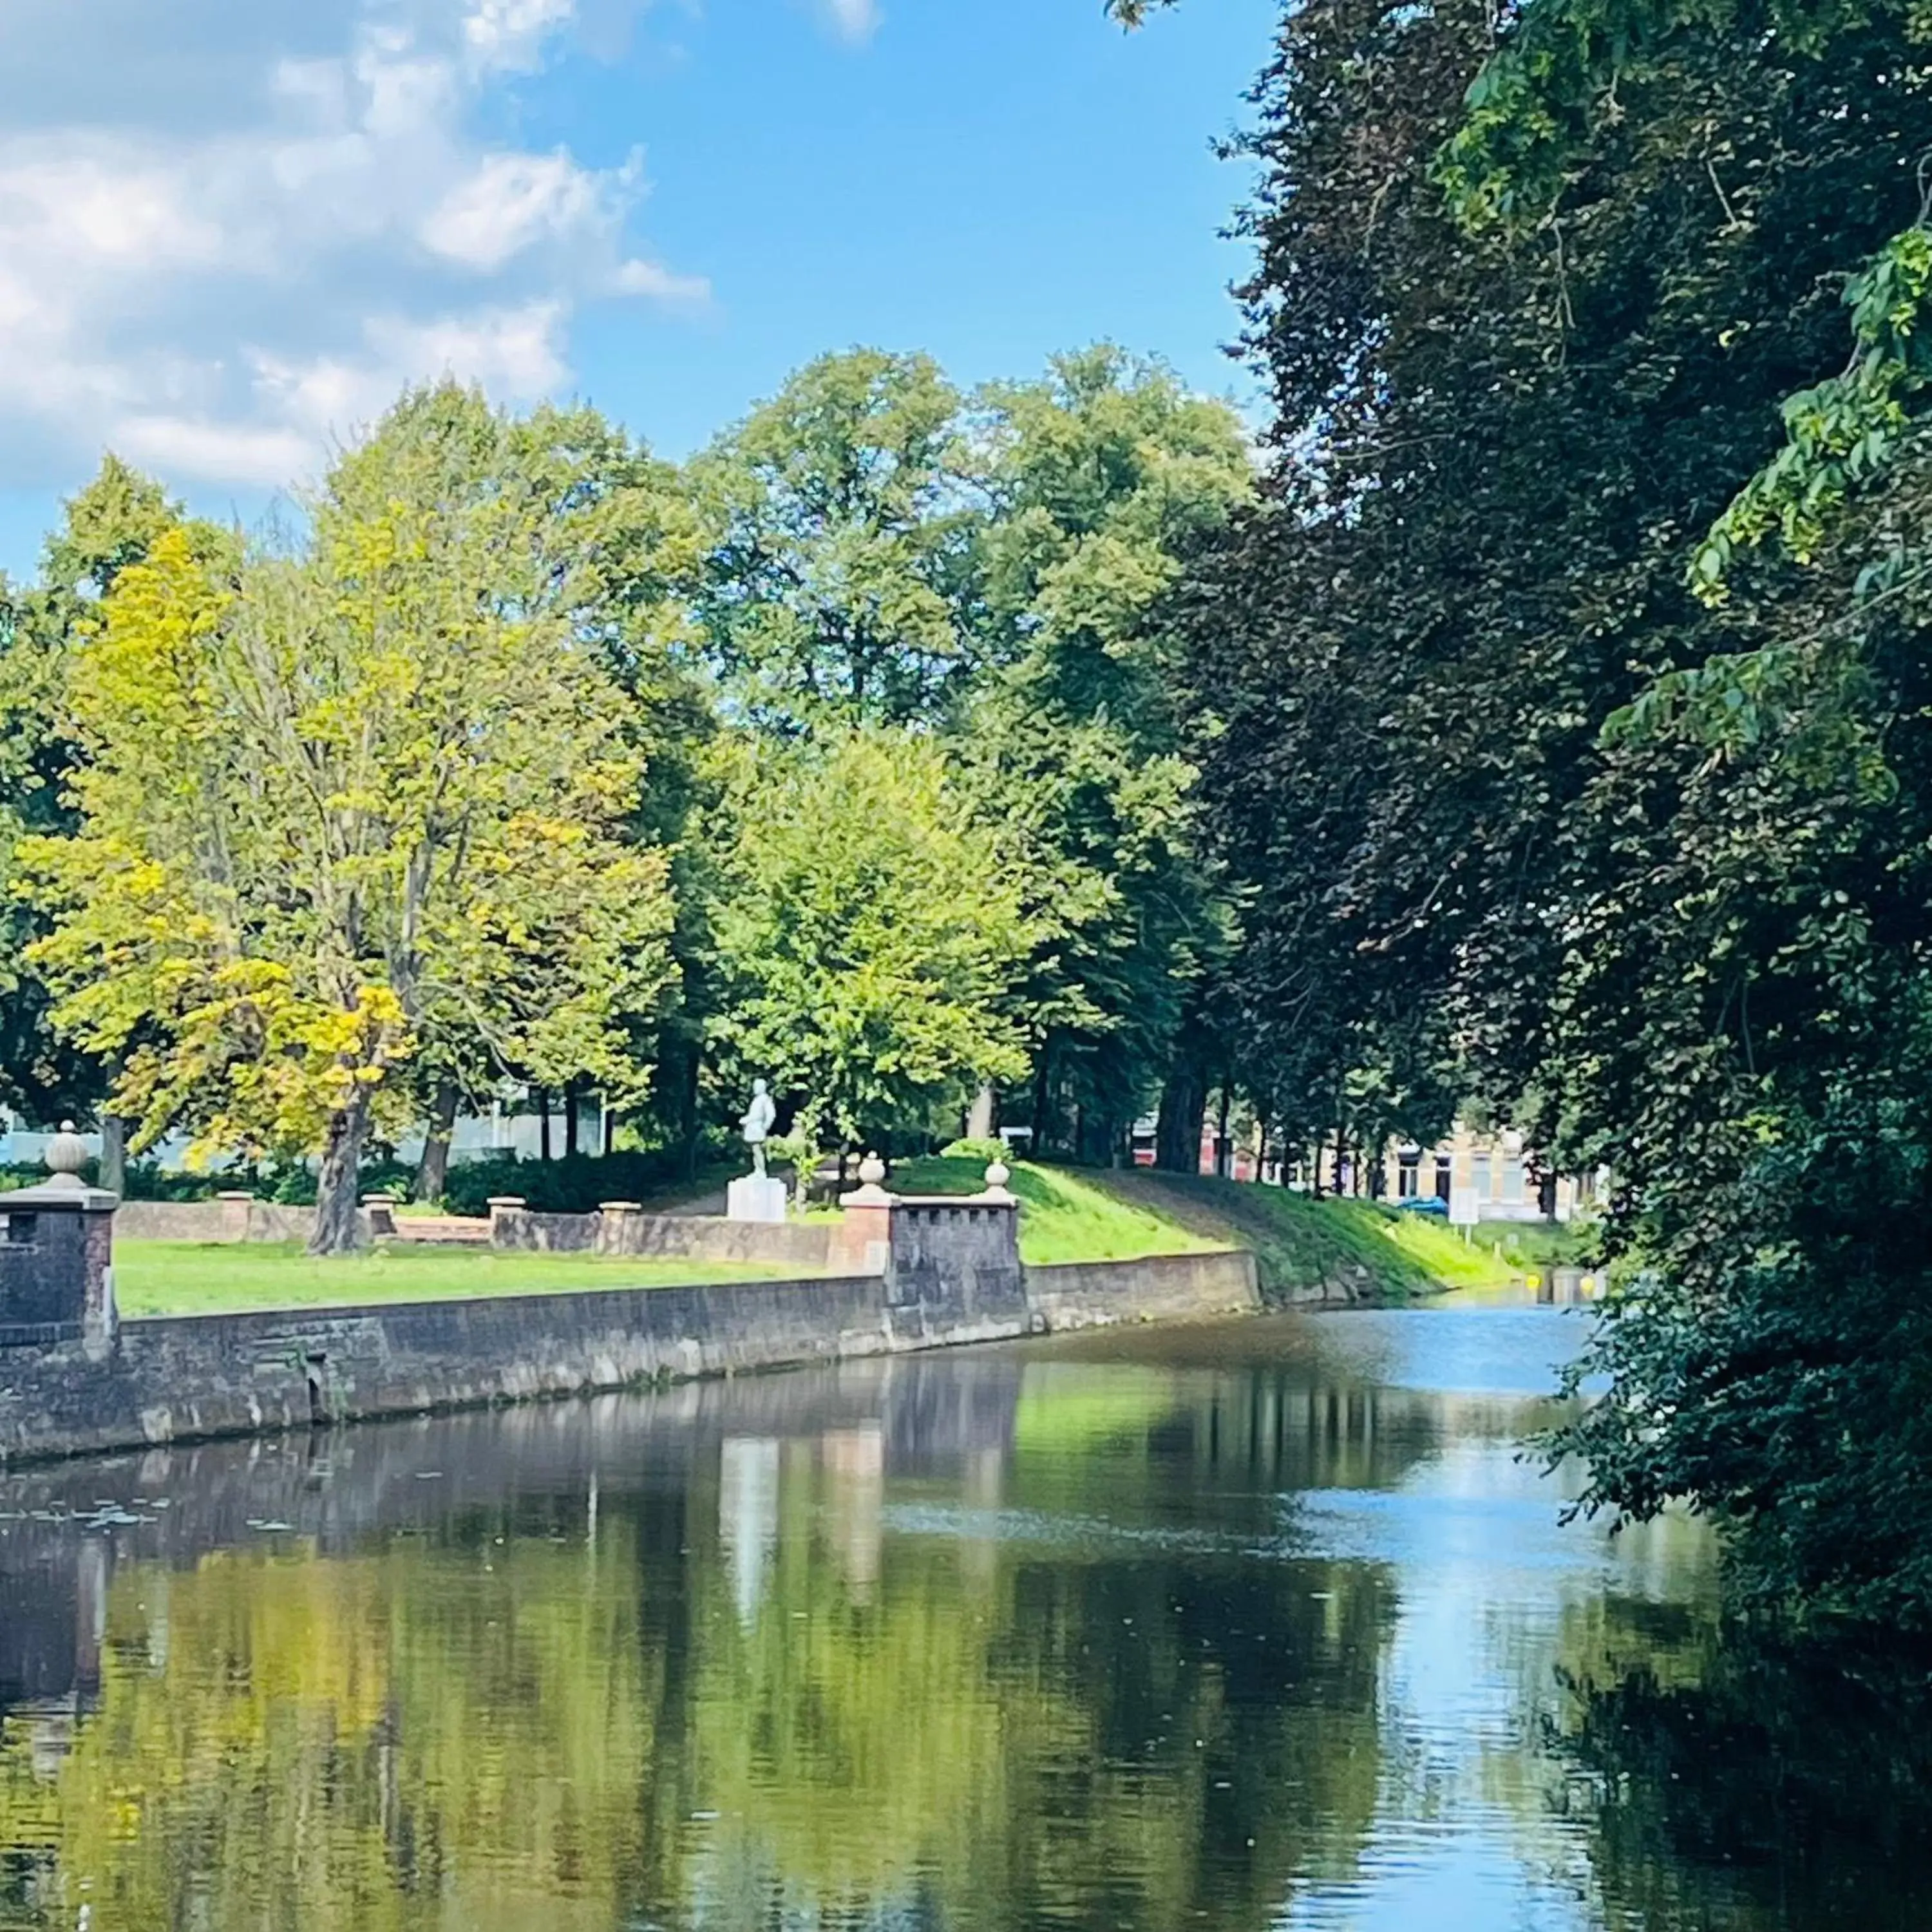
113;1161;1540;1321
114;1240;808;1319
885;1156;1523;1296
886;1155;1226;1267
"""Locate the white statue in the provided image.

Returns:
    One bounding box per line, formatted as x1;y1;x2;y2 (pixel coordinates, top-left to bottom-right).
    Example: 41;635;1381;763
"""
740;1079;777;1177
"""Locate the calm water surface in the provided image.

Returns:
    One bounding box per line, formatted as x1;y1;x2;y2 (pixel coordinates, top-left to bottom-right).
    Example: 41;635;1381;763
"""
1;1304;1926;1931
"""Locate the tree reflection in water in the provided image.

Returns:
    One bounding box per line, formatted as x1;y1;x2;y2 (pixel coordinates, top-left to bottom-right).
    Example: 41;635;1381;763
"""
0;1316;1924;1931
1548;1600;1932;1932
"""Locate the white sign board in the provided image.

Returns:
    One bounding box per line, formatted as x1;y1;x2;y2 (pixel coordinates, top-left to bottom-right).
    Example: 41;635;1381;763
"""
1448;1187;1482;1231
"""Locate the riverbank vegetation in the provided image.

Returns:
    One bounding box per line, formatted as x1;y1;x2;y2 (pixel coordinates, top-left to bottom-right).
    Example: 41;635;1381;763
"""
889;1158;1510;1300
1146;0;1932;1620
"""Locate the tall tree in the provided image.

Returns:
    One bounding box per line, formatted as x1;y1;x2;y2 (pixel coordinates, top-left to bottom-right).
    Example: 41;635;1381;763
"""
965;347;1251;1162
688;350;983;734
23;387;680;1252
1170;0;1932;1613
0;457;186;1177
703;726;1032;1156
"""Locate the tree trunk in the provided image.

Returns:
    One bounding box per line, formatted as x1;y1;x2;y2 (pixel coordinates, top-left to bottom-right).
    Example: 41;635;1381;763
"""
967;1081;996;1142
1030;1037;1056;1156
414;1077;459;1204
310;1088;374;1256
1155;1058;1208;1175
564;1077;582;1159
603;1101;616;1157
536;1087;552;1162
99;1112;128;1198
1214;1086;1232;1179
669;1036;701;1179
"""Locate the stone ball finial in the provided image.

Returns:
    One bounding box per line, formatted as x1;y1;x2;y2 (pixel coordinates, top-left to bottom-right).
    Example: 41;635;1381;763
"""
985;1160;1012;1193
858;1152;887;1188
46;1121;90;1179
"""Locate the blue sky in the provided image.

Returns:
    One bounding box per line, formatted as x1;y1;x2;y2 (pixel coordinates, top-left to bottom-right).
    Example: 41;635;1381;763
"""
0;0;1275;579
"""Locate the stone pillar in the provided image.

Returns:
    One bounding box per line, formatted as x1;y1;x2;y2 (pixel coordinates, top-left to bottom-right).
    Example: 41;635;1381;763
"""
0;1123;120;1357
597;1202;643;1257
487;1196;529;1249
361;1194;399;1239
216;1190;256;1243
834;1153;895;1277
883;1176;1024;1324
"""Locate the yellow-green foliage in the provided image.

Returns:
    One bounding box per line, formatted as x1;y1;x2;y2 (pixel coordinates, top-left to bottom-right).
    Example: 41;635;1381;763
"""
20;386;683;1177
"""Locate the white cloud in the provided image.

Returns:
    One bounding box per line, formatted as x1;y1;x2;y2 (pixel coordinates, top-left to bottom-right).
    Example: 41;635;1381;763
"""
0;0;701;497
424;151;605;270
247;303;571;450
823;0;880;42
462;0;579;71
113;418;319;488
612;256;712;303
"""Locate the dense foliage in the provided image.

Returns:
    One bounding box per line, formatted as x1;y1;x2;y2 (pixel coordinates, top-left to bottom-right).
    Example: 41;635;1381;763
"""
1159;0;1932;1616
0;354;1252;1247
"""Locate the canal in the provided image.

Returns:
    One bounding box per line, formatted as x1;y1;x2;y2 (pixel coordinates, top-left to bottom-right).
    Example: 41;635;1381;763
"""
0;1302;1927;1930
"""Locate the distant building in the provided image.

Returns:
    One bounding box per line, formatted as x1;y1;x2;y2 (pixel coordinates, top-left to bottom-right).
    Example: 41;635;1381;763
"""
1120;1110;1600;1224
1376;1123;1601;1224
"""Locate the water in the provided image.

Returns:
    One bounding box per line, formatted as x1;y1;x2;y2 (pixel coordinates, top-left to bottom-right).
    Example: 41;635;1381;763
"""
0;1303;1927;1931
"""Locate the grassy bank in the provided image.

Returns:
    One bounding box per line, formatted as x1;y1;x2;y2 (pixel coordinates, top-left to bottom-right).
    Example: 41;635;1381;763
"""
115;1161;1531;1320
886;1156;1516;1300
114;1242;808;1319
1070;1170;1517;1303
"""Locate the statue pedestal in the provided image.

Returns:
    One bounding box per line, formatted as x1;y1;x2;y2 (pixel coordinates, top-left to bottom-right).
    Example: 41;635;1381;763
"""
727;1175;789;1225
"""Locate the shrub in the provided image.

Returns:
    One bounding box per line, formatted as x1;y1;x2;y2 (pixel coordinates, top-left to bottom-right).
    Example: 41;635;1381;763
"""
0;1159;220;1198
122;1164;223;1202
942;1137;1009;1165
440;1148;720;1218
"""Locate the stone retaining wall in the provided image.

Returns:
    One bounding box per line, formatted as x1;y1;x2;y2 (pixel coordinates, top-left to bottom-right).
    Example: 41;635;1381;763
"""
0;1249;1262;1466
488;1202;842;1269
114;1199;372;1244
1025;1249;1262;1329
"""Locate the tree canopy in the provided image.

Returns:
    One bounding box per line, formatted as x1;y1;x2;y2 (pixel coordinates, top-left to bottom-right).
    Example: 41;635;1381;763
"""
1153;0;1932;1618
703;726;1033;1155
22;387;679;1251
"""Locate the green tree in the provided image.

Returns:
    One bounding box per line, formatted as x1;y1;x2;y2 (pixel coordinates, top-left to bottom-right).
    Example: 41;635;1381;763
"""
23;386;680;1252
0;458;186;1173
1168;0;1932;1615
688;349;983;734
703;726;1032;1154
372;390;710;1198
965;347;1251;1163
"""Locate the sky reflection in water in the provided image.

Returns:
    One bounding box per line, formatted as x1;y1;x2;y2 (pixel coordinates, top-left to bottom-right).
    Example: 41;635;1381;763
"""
0;1304;1924;1931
